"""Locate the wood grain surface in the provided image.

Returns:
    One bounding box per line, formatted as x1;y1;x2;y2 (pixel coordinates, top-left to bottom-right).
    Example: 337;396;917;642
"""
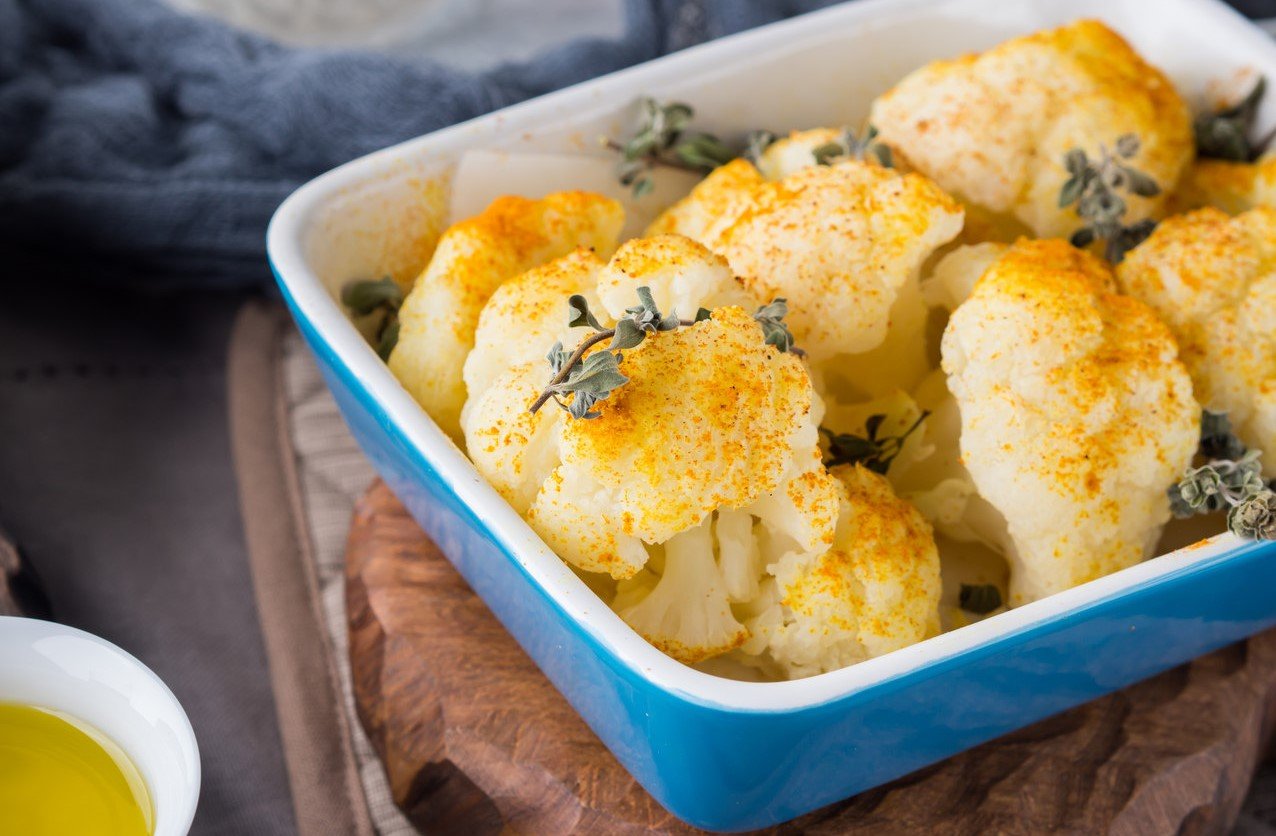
347;480;1276;835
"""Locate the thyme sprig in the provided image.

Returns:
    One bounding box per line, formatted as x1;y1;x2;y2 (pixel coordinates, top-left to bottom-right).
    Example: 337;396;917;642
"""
529;288;800;419
811;125;893;168
342;277;402;360
1194;76;1272;162
820;411;930;475
1169;410;1276;540
1059;134;1161;264
606;98;775;197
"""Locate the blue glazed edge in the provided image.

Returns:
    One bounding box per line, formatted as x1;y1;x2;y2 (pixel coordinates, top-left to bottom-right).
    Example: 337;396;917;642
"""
273;261;1276;831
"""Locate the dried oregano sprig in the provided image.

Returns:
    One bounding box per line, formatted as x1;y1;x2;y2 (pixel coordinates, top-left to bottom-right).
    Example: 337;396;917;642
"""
811;125;893;168
820;411;930;475
1169;410;1276;540
606;98;776;197
1195;76;1272;162
1059;133;1161;264
342;277;402;360
529;288;800;419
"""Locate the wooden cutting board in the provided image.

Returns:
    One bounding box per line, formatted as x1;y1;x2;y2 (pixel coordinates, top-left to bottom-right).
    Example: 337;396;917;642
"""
346;479;1276;835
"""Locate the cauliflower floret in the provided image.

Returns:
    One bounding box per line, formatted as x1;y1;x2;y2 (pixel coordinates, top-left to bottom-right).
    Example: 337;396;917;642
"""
1173;152;1276;215
1116;207;1276;475
942;239;1198;605
389;192;623;439
463;232;955;672
644;158;764;244
614;519;748;664
647;149;962;391
869;20;1192;239
895;372;1012;552
715;162;962;364
529;305;817;563
742;464;942;679
594;234;756;322
461;361;564;515
463;247;606;404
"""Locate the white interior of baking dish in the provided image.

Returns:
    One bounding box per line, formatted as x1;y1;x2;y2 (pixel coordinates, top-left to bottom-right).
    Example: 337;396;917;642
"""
267;0;1276;710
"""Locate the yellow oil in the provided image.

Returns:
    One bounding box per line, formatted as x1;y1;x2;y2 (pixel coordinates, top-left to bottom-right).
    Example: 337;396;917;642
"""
0;702;153;836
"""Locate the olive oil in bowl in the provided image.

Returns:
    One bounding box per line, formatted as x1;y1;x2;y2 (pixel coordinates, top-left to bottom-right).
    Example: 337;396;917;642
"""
0;702;154;836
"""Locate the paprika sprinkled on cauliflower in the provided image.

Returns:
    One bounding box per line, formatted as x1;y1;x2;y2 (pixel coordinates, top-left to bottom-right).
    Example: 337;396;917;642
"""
647;156;962;387
1174;153;1276;215
741;464;941;679
389;192;623;439
869;20;1192;239
644;158;764;244
530;305;815;567
464;247;607;404
941;239;1199;605
1117;207;1276;475
594;233;756;322
714;162;963;363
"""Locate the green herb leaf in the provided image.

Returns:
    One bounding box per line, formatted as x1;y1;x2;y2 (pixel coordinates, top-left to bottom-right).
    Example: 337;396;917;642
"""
342;276;403;360
1058;174;1085;208
1169;410;1269;521
567;294;603;329
1060;138;1161;263
1064;148;1089;176
341;277;402;316
674;133;736;170
752;298;800;354
1228;489;1276;540
820;411;930;474
1195;77;1269;162
1121;166;1161;198
810;125;894;168
959;583;1003;614
1114;133;1140;158
376;319;400;361
606;99;773;197
548;349;630;420
1070;227;1096;248
609;318;647;350
811;141;844;166
546;341;571;375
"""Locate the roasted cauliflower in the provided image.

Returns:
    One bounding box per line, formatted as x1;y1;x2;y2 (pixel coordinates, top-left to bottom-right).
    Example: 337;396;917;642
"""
461;231;949;672
738;464;941;679
647;148;963;394
389;191;624;439
940;239;1199;605
1173;152;1276;215
869;20;1193;240
461;235;841;663
1117;207;1276;475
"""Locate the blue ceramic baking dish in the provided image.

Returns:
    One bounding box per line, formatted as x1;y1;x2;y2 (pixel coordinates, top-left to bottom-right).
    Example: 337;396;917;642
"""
267;0;1276;828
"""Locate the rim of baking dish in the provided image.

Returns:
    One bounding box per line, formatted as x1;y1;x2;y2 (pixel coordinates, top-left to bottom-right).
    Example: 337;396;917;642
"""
268;0;1276;713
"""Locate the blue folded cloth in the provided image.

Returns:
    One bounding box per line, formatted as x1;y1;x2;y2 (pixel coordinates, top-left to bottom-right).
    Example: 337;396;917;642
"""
0;0;834;287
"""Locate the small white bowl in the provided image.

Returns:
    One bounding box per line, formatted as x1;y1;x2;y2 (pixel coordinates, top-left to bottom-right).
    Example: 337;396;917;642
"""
0;616;201;836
